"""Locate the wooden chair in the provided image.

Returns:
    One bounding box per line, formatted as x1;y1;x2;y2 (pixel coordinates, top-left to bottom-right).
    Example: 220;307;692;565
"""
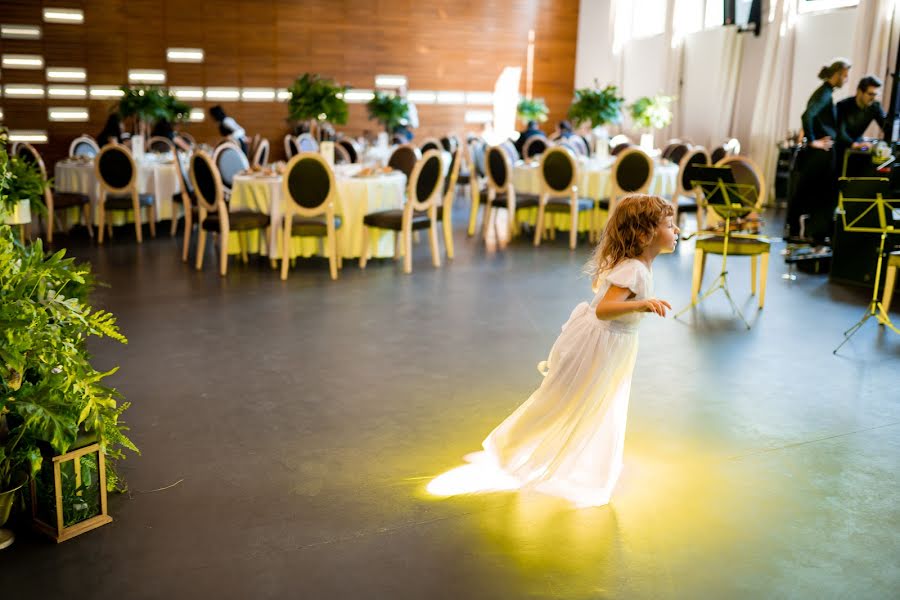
481;144;539;242
500;139;519;162
661;140;684;160
881;251;900;318
465;138;488;236
68;135;99;158
566;135;589;157
248;133;261;159
710;145;728;164
296;133;318;152
17;142;92;243
533;146;595;249
359;150;444;274
667;143;691;167
387;144;421;180
691;155;770;309
337;139;360;163
432;145;463;259
251;138;270;168
611;142;633;156
284;134;299;159
440;136;458;154
333;143;352;164
213;142;249;199
673;146;711;230
280;152;343;281
189;151;270;276
596;146;654;237
95;143;155;244
609;134;631;149
522;136;550;160
172;153;196;260
179;131;196;149
420;138;442;153
147;136;176;154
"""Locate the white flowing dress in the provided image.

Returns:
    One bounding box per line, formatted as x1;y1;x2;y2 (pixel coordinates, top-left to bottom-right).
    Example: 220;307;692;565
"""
477;258;653;506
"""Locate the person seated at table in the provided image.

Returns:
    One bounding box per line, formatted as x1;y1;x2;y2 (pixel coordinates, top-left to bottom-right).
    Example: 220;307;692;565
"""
514;120;543;154
96;113;128;147
551;120;575;141
836;75;888;159
209;105;249;155
392;123;414;144
150;118;191;152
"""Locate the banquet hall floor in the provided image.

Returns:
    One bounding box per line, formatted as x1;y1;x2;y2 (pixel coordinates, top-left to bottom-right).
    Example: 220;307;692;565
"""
4;206;899;599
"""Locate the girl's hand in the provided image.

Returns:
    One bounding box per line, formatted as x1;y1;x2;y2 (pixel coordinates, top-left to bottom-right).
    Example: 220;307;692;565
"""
641;298;671;317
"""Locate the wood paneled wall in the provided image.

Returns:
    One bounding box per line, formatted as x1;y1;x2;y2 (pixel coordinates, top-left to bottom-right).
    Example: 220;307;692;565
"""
0;0;579;165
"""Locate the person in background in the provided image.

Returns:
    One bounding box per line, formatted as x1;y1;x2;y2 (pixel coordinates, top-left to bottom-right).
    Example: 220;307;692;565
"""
398;85;418;140
792;58;851;245
515;120;542;154
836;76;887;158
150;118;191;152
392;124;414;144
209;105;248;155
552;120;575;141
96;113;127;147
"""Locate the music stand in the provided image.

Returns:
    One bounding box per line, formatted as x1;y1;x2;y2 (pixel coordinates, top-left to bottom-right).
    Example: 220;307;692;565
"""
674;165;761;328
832;177;900;353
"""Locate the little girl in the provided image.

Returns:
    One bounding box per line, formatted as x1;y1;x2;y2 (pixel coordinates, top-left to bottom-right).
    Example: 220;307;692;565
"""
464;194;678;507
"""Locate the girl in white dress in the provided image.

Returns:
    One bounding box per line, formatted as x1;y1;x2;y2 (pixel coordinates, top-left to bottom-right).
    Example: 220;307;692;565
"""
464;194;679;507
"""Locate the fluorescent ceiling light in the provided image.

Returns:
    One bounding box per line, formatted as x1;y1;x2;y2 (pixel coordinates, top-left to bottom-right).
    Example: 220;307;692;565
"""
43;8;84;24
4;85;45;98
46;67;86;81
2;54;44;69
464;110;493;124
241;88;275;101
375;74;407;88
128;69;166;83
89;86;124;98
189;108;205;122
408;91;436;104
466;92;493;105
436;91;466;105
48;107;89;121
343;89;375;103
166;48;204;63
172;87;204;100
1;24;42;40
206;87;239;100
276;89;290;101
8;130;48;143
48;85;87;98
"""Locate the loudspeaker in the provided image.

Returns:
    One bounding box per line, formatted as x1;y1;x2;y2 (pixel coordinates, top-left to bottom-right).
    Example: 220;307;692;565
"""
829;214;897;289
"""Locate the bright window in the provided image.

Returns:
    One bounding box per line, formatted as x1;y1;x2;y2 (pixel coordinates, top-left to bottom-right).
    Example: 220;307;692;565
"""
631;0;668;39
797;0;859;15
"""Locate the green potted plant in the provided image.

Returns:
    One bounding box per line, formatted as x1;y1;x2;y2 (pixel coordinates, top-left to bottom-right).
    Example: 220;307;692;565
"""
286;73;349;142
0;136;48;236
0;181;137;545
366;91;409;134
568;82;625;157
629;94;674;151
517;97;549;124
117;85;191;138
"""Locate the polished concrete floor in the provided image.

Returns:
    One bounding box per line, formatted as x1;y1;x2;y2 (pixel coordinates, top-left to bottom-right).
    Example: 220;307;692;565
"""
4;205;899;599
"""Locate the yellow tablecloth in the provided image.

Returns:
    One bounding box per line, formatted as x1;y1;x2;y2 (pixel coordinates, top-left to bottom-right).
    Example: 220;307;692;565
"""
228;172;407;259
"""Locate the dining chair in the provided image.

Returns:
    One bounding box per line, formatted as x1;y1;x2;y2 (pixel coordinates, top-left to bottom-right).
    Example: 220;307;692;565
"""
251;138;270;168
95;143;155;244
432;145;463;259
213;142;250;199
284;134;299;159
68;135;99;158
673;146;711;230
337;139;360;163
297;133;318;152
481;144;539;242
533;146;594;249
147;136;176;154
522;136;550;160
420;138;442;153
333;143;352;164
387;144;421;180
172;151;196;261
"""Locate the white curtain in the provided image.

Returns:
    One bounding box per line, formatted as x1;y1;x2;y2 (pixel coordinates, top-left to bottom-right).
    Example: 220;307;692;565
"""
850;0;899;138
748;0;799;201
680;25;744;148
661;0;684;143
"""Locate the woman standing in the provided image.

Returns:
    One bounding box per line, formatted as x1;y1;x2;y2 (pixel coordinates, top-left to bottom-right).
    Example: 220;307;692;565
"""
792;58;850;245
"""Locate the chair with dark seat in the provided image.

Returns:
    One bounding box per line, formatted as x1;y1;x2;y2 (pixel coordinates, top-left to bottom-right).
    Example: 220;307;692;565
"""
500;139;519;163
190;151;270;276
171;152;196;260
147;136;176;154
710;145;728;164
480;144;539;242
68;135;99;158
296;133;318;152
420;138;442;153
661;139;684;160
337;139;360;163
179;132;196;148
284;134;299;159
522;135;549;160
359;149;445;274
567;135;589;157
333;143;352;164
251;138;270;167
440;136;458;154
280;152;343;280
94;143;155;244
248;134;261;159
673;146;711;230
611;142;633;156
16;142;92;243
213;142;250;198
388;144;421;180
667;143;691;166
533;146;595;249
465;138;488;236
594;146;655;235
432;145;463;259
690;155;770;309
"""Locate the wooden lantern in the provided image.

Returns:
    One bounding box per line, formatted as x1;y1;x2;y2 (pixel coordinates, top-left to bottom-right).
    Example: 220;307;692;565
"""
30;442;112;543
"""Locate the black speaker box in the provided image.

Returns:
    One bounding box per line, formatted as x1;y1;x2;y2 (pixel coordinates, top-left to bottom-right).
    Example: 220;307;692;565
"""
829;215;898;290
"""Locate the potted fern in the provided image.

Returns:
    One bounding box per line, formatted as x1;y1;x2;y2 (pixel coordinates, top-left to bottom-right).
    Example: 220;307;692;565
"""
366;92;409;134
0;137;48;235
517;97;549;124
287;73;349;142
568;82;625;157
630;94;674;152
117;86;191;138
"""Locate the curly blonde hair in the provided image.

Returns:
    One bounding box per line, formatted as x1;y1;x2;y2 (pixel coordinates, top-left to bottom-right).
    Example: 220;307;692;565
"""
585;194;674;288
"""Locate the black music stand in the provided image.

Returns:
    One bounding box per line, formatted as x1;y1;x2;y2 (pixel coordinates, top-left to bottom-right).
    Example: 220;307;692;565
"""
674;165;760;328
832;177;900;353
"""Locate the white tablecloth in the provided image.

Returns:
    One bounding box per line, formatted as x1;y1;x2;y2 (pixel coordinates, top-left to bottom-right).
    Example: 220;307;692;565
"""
54;155;183;225
228;171;407;259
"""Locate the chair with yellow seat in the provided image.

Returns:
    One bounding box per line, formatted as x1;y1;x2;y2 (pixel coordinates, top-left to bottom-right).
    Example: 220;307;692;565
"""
689;156;770;311
479;145;540;243
533;146;595;249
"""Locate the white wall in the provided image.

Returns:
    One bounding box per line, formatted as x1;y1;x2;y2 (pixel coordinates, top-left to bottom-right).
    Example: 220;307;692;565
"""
622;35;668;101
788;8;858;133
575;0;614;89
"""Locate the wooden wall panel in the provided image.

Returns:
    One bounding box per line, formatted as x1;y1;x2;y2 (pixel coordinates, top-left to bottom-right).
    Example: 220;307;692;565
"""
0;0;578;166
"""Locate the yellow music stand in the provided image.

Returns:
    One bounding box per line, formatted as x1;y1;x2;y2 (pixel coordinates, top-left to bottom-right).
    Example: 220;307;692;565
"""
832;177;900;354
674;166;761;328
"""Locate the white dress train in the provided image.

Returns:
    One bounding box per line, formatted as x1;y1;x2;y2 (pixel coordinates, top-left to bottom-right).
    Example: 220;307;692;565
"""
475;258;653;506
